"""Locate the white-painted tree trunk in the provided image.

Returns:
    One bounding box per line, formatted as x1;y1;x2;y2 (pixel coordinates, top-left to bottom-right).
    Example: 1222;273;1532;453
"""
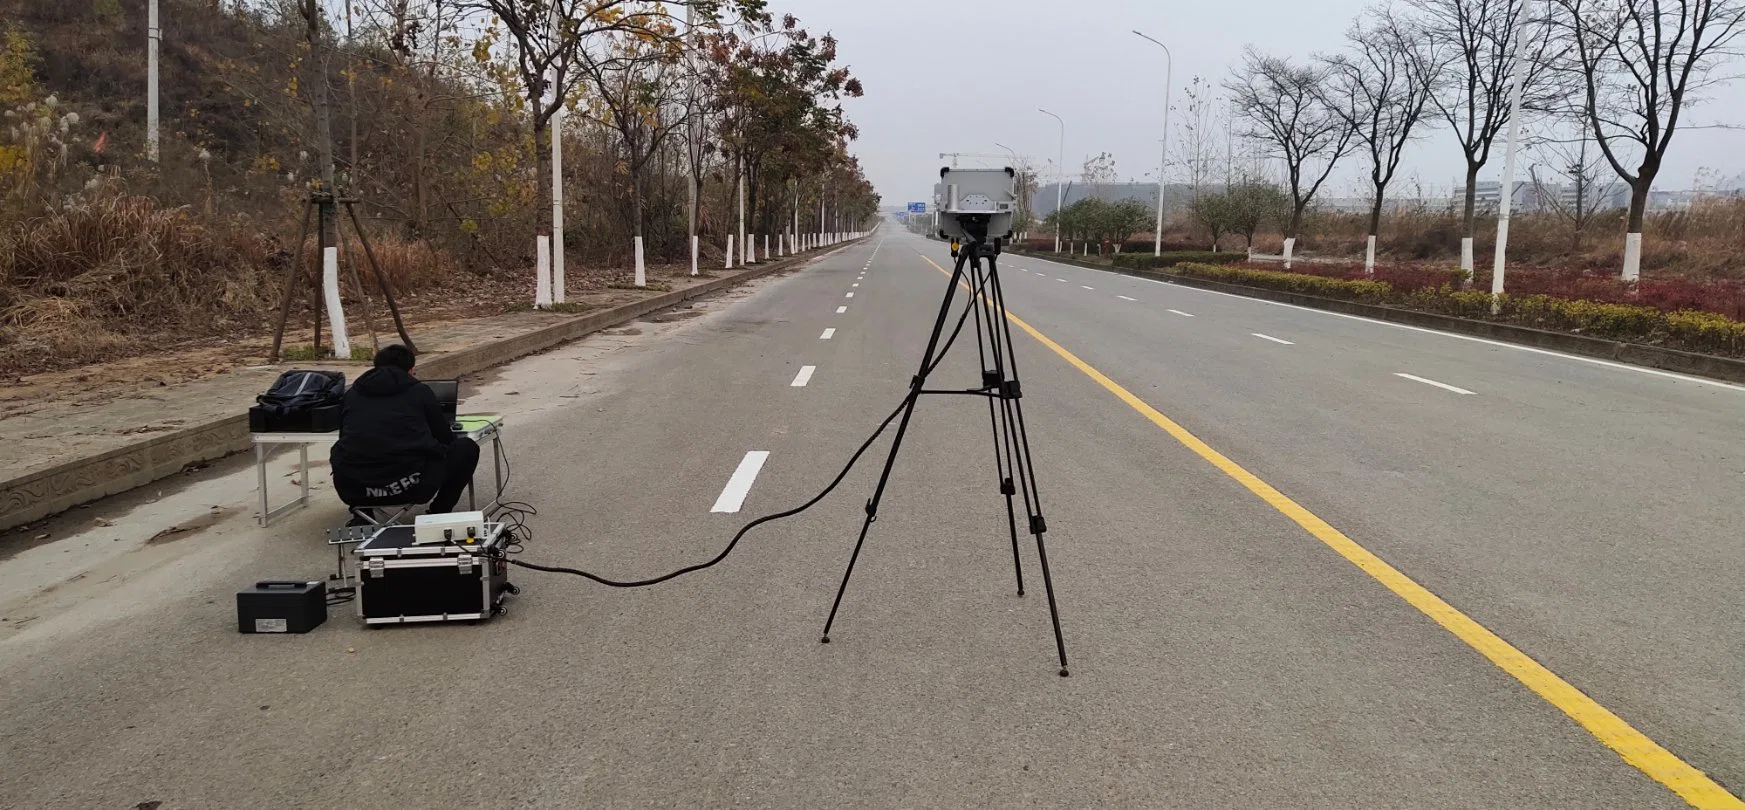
725;235;734;269
748;234;756;264
534;236;553;309
764;234;769;260
690;235;698;276
1459;237;1474;276
1622;232;1642;281
633;236;646;287
322;246;350;357
1364;235;1377;274
1282;237;1296;270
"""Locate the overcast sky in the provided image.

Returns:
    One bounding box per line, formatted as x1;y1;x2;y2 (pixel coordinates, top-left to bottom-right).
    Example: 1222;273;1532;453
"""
794;0;1745;207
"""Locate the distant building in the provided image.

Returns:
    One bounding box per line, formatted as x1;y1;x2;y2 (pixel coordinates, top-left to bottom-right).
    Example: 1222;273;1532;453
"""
1032;182;1195;217
1451;181;1549;213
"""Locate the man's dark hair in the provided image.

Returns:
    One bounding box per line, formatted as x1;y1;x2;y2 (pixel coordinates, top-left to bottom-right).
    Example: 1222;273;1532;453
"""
374;344;416;371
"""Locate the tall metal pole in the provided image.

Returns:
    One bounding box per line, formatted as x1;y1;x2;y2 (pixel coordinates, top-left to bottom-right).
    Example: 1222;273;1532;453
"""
549;0;567;299
1134;31;1172;257
685;3;699;275
146;0;160;163
995;142;1023;237
1039;109;1065;253
1491;1;1533;313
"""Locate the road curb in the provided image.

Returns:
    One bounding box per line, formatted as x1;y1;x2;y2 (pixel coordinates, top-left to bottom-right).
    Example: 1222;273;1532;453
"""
0;241;862;533
1011;249;1745;385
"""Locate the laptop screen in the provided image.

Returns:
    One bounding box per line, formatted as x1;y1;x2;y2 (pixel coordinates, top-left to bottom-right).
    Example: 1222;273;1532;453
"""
425;379;459;417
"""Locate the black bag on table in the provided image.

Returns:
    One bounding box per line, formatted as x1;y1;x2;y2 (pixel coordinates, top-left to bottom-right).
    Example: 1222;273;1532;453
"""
249;370;346;433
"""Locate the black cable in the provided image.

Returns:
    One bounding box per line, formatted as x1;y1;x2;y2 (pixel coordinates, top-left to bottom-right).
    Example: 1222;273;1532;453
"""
501;266;985;589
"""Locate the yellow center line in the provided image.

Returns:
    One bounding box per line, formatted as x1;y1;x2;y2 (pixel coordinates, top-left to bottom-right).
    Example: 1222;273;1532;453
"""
921;254;1740;809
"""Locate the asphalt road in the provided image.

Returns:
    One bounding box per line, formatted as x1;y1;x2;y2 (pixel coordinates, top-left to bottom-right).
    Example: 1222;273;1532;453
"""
1;227;1739;809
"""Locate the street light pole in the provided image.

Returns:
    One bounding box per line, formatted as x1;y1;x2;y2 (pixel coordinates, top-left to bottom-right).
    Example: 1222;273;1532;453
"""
1039;108;1065;253
995;141;1023;238
1134;30;1172;257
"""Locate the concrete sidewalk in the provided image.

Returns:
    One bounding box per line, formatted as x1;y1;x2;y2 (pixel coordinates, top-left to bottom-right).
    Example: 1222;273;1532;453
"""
1;242;861;533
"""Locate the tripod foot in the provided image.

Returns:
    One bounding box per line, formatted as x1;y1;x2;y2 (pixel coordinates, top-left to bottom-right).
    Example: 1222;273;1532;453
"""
1017;589;1026;597
1059;668;1070;678
820;635;831;644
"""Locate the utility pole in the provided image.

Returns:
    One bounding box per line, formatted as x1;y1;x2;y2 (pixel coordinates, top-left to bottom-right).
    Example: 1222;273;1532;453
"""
1491;2;1534;312
685;2;699;275
146;0;160;163
549;0;569;298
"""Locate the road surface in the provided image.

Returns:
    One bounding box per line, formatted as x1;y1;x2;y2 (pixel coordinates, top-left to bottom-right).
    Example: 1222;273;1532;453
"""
1;228;1740;809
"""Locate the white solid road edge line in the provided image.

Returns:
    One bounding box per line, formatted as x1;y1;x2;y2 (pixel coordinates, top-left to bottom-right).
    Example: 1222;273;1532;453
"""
791;365;817;387
710;451;770;513
820;328;835;340
1167;309;1194;317
1013;252;1745;393
1396;372;1477;395
836;305;847;314
1253;333;1295;345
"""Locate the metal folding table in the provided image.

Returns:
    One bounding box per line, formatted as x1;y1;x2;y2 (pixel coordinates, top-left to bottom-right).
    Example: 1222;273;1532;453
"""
253;415;505;527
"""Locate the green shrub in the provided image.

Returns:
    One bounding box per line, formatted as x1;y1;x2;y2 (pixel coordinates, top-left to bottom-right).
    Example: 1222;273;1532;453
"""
1110;251;1246;270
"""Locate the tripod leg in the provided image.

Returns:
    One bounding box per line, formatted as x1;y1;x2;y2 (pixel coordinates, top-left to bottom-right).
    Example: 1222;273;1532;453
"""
986;256;1071;677
821;249;971;643
968;260;1025;597
268;202;313;363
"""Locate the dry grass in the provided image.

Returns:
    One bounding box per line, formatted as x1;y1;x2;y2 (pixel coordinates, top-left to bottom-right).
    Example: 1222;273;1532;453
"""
1286;197;1745;278
0;191;458;374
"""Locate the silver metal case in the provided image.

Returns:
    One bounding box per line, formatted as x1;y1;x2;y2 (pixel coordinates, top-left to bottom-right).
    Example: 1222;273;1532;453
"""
934;168;1016;241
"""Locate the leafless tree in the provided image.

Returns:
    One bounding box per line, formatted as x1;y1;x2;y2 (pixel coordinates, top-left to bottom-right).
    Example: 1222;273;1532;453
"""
1319;8;1440;271
1529;127;1618;250
1409;0;1566;270
1175;75;1226;199
1225;47;1357;264
1553;0;1745;278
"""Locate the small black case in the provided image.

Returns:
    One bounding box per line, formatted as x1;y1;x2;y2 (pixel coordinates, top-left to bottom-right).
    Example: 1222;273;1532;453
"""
236;580;327;634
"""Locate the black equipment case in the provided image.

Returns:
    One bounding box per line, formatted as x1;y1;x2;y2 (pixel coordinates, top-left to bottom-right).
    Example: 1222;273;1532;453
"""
354;524;512;625
237;580;328;633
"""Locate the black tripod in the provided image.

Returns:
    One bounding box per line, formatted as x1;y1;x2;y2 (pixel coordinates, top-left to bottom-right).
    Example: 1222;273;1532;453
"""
820;231;1071;677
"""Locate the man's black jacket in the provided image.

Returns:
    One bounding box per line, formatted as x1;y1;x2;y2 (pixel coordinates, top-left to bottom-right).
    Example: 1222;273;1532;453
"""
330;366;455;496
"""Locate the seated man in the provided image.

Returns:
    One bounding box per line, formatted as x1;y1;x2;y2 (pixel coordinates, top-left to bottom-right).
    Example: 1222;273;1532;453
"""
331;345;479;516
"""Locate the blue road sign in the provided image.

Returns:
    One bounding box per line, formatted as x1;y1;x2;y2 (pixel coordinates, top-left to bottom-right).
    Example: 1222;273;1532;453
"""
907;202;926;213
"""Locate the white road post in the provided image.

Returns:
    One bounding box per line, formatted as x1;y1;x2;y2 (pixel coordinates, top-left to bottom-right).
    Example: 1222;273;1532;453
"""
725;235;734;269
146;0;160;163
1040;108;1066;252
1134;31;1172;257
690;234;698;276
748;233;756;264
764;233;769;261
1491;1;1533;312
